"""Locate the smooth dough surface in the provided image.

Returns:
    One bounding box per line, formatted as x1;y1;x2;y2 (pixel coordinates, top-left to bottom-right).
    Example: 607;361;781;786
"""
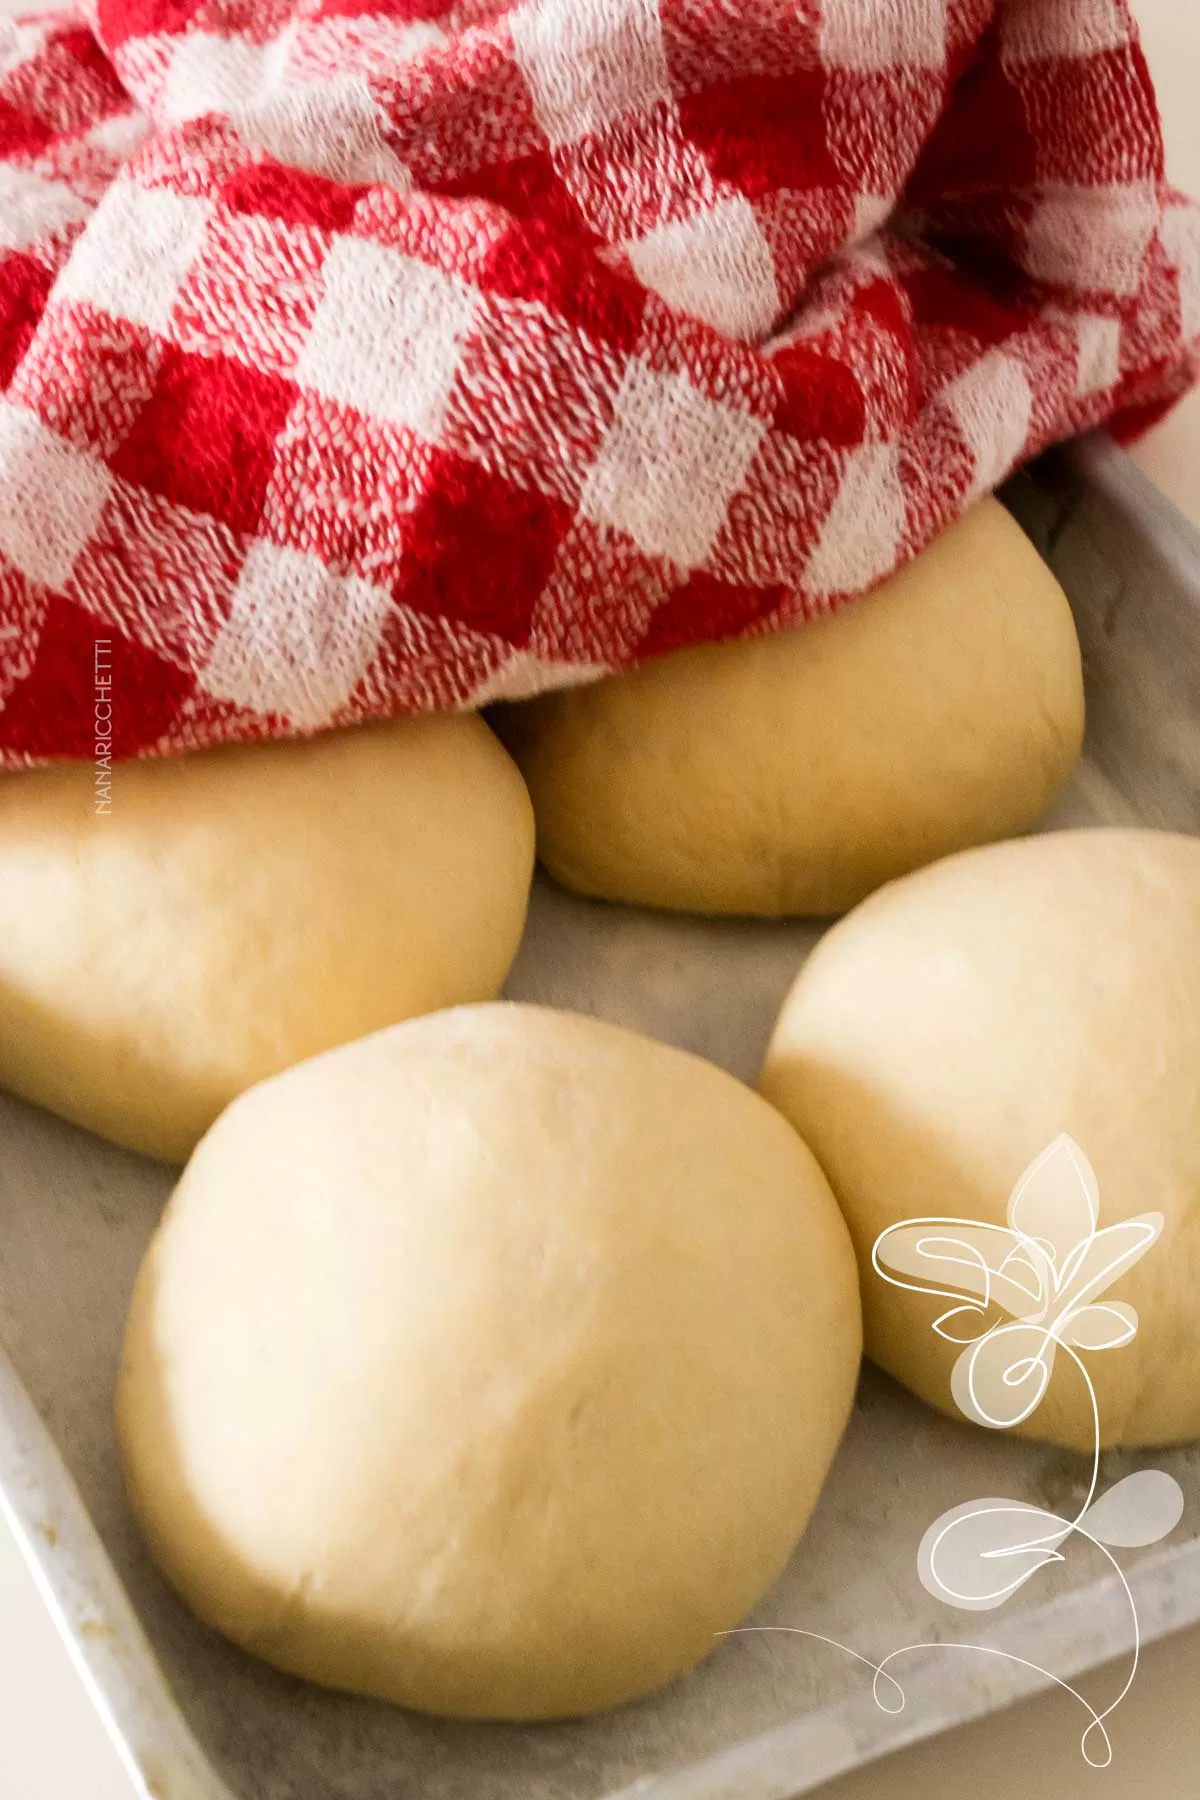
496;501;1084;917
760;830;1200;1451
0;718;534;1161
116;1004;862;1720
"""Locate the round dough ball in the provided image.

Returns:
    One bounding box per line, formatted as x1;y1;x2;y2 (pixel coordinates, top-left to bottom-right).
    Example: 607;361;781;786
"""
116;1004;861;1720
760;829;1200;1452
496;501;1084;917
0;718;533;1162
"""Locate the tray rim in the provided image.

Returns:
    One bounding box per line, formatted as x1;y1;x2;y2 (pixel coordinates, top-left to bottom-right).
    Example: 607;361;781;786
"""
2;430;1199;1800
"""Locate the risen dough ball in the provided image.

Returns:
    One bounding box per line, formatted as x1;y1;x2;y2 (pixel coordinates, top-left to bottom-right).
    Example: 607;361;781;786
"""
761;830;1200;1452
496;501;1084;917
0;719;533;1161
116;1004;861;1720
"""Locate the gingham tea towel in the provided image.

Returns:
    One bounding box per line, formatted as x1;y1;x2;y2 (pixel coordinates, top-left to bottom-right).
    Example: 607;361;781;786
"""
0;0;1196;765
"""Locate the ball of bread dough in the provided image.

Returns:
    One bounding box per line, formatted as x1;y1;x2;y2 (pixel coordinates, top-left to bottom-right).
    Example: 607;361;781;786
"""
495;501;1084;917
116;1004;861;1720
0;718;533;1162
760;829;1200;1452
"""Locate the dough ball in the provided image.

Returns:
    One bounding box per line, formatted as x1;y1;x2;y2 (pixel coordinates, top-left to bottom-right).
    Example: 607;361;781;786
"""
495;501;1084;917
760;830;1200;1452
116;1004;861;1720
0;718;533;1162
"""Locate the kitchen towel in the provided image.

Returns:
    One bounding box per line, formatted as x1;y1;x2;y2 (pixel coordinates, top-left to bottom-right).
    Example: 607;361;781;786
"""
0;0;1196;764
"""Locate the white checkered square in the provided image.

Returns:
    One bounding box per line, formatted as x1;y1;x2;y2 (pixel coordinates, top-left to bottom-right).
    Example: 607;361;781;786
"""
0;166;91;253
200;540;394;729
162;31;270;123
1024;183;1158;299
579;358;765;570
511;0;672;149
0;404;113;591
1001;0;1130;66
853;192;894;243
296;236;477;438
240;74;411;190
289;15;448;82
1074;313;1123;398
944;350;1033;502
819;0;947;71
1163;200;1200;342
53;181;210;334
626;196;781;341
803;442;906;598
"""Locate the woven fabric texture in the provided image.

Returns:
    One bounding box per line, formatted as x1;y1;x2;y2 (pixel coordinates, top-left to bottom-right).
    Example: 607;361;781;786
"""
0;0;1196;763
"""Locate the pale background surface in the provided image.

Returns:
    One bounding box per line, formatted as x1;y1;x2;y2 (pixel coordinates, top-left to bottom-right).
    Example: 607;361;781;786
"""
1;3;1198;1797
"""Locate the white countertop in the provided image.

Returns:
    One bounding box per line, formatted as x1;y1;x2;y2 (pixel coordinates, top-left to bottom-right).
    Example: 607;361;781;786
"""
1;3;1198;1797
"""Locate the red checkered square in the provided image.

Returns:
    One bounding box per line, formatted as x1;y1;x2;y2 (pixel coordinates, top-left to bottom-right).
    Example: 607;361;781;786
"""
348;186;508;280
0;588;194;758
0;251;56;389
109;343;294;536
678;67;841;200
402;445;574;639
638;567;782;659
476;211;648;351
553;99;717;247
823;67;948;208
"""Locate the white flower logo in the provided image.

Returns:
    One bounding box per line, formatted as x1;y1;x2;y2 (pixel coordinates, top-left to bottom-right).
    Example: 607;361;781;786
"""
872;1133;1164;1432
725;1135;1184;1768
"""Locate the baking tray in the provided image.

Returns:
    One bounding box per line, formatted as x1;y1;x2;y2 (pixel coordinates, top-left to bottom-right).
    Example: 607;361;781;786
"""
1;433;1198;1800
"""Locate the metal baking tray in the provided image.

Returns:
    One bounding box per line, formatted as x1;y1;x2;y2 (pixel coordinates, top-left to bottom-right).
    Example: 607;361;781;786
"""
1;434;1198;1800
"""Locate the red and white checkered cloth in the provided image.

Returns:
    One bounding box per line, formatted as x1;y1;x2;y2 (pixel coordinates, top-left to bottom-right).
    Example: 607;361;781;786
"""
0;0;1196;765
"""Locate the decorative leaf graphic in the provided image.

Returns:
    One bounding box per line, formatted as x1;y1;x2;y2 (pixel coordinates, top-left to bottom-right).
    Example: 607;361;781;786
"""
918;1499;1070;1612
932;1303;996;1345
1007;1134;1099;1268
1081;1472;1186;1549
1053;1216;1165;1308
951;1321;1056;1430
873;1220;1048;1319
1061;1302;1139;1352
